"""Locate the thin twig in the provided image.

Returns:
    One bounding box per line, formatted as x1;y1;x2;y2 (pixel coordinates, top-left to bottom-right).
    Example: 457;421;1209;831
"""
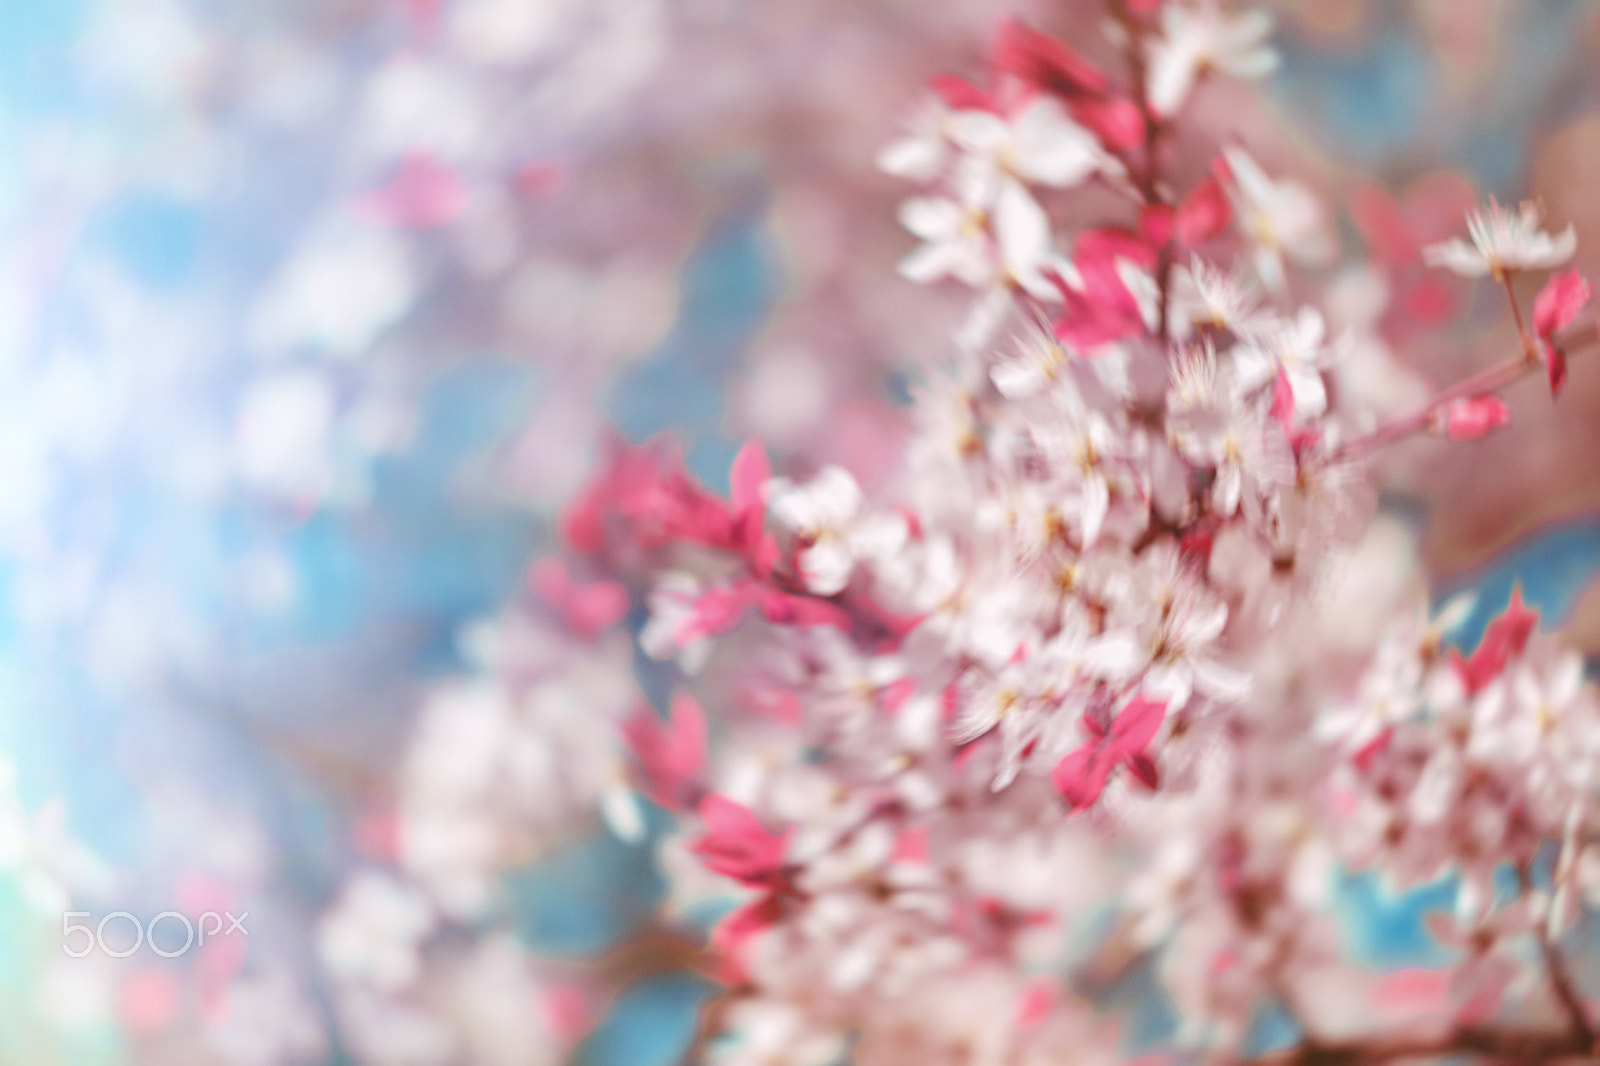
1270;1025;1590;1064
1326;321;1596;463
1518;863;1595;1044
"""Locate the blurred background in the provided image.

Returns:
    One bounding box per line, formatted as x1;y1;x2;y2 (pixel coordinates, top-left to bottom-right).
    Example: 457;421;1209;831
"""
4;0;1600;1062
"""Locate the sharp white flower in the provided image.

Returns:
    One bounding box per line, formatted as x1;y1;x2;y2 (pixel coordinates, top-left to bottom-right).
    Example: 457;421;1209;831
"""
1422;198;1577;278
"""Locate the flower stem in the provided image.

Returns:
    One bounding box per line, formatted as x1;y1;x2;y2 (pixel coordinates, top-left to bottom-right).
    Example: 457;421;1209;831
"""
1325;321;1595;463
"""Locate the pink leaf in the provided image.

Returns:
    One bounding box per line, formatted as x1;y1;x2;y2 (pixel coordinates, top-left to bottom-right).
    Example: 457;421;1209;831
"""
673;583;758;645
528;558;629;640
929;74;993;112
622;694;707;810
893;825;930;864
709;893;784;984
750;583;852;630
1547;343;1569;397
1348;183;1419;267
1108;694;1168;754
728;441;777;575
1051;744;1112;810
1268;368;1296;427
539;985;595;1046
1053;696;1167;810
1532;269;1591;340
1070;95;1145;152
1532;269;1588;398
1139;203;1175;248
513;161;564;198
1126;752;1160;790
1450;588;1538;695
729;441;770;520
689;795;789;885
1175;174;1233;247
992;19;1109;96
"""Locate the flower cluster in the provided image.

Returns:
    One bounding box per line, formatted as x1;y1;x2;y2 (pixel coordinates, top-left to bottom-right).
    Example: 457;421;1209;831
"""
547;1;1600;1062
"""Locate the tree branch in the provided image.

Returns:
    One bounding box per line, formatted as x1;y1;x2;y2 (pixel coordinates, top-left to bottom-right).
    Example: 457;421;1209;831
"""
1269;1025;1591;1064
1518;863;1594;1045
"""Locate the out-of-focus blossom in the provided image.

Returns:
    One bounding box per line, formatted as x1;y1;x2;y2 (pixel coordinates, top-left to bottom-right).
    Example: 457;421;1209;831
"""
1147;2;1279;117
1221;146;1334;291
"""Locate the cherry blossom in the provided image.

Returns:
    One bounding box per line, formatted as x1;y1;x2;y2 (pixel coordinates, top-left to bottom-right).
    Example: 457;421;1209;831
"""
1146;1;1279;117
1221;145;1335;291
765;466;909;596
1423;198;1578;278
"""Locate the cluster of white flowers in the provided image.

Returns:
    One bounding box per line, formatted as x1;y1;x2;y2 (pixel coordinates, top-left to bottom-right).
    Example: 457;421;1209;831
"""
552;2;1600;1063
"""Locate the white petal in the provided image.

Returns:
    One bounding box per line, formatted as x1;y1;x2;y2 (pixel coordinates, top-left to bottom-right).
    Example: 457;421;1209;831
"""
808;466;864;526
1544;224;1579;268
1253;243;1287;293
1288;366;1328;421
800;538;854;596
898;240;968;284
995;180;1053;282
1147;41;1201;117
1082;631;1145;679
1191;655;1251;703
1220;46;1279;80
1212;464;1242;515
898;196;965;241
1079;473;1109;547
1421;239;1490;277
1433;591;1478;634
946;110;1010;151
1012;101;1102;187
991;357;1047;399
600;783;645;843
878;137;945;181
850;513;910;560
